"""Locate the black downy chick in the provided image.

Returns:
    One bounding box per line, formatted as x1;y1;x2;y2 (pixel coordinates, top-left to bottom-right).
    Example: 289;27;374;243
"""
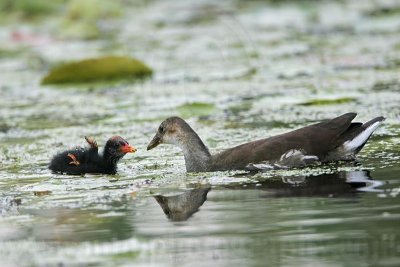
49;136;136;175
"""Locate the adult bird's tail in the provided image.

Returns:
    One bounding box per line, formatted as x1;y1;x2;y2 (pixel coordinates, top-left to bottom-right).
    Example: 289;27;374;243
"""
342;116;385;153
326;115;385;161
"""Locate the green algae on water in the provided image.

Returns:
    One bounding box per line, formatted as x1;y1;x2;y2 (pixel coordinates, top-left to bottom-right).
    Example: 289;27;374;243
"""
41;56;153;85
299;97;356;106
177;102;216;118
60;0;123;39
0;0;61;19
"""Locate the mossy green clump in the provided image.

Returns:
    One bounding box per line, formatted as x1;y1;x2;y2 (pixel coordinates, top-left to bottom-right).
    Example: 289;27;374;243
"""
0;0;62;19
177;102;216;118
41;56;153;85
0;48;24;58
299;97;356;106
66;0;122;21
228;101;253;115
59;0;123;39
59;21;101;40
110;251;139;260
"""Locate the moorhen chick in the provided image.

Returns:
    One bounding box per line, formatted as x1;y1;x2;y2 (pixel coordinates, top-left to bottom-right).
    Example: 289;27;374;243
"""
147;113;384;172
49;136;136;175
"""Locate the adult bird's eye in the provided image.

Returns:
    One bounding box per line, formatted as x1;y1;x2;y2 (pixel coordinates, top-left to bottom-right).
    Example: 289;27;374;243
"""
159;126;164;133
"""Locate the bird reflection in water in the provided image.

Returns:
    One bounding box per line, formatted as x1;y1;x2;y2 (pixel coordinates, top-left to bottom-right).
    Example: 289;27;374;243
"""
154;170;382;221
154;184;211;221
243;170;383;198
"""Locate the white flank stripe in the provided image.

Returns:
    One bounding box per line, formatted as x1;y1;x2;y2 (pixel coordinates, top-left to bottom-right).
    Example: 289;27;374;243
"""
302;155;319;160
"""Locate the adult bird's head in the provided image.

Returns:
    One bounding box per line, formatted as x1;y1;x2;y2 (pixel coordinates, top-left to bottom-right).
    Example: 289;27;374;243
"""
147;117;212;172
147;117;192;150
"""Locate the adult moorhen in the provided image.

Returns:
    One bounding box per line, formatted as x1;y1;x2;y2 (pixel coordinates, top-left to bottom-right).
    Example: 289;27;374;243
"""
49;136;136;175
147;113;384;172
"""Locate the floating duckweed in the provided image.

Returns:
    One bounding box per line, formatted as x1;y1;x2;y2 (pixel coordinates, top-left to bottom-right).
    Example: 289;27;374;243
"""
372;80;400;91
60;21;100;40
177;102;216;118
228;101;253;115
299;97;356;106
110;251;139;260
0;48;25;58
60;0;123;39
67;0;122;21
0;0;60;18
41;56;153;85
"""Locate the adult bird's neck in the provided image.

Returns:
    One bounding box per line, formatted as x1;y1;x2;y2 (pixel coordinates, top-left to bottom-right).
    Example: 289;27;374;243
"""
179;131;212;172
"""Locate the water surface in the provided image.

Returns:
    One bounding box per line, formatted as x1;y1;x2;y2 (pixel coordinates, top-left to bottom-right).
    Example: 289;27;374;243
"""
1;0;399;266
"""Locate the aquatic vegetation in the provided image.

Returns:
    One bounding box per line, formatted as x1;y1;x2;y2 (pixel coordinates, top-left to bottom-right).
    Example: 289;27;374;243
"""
1;0;400;266
66;0;122;21
0;122;11;132
110;251;139;261
33;190;51;196
59;21;101;40
372;80;400;91
228;101;253;115
366;4;400;17
0;0;62;19
60;0;123;39
41;56;153;85
0;47;25;58
299;97;356;106
176;102;217;118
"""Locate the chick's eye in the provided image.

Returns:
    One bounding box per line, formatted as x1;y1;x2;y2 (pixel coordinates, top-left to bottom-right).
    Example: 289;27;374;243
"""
119;141;126;146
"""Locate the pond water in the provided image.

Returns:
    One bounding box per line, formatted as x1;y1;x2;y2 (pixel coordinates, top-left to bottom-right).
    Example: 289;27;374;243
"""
1;0;400;266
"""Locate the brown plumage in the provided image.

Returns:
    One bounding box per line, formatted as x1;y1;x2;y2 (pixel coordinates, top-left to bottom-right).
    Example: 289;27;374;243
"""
147;113;384;172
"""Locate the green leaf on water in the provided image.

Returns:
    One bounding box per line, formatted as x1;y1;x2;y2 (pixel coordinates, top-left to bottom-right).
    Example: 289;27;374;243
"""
41;56;153;85
299;97;356;106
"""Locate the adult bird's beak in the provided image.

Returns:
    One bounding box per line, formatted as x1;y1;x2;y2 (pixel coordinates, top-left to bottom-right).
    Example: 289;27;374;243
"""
147;134;161;150
121;144;137;153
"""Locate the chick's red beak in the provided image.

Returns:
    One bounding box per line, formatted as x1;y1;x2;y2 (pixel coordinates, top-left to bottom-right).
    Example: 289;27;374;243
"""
120;144;137;153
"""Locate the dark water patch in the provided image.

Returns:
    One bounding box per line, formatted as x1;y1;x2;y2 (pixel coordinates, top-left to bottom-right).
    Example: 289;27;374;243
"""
0;122;12;133
384;54;400;68
372;79;400;91
0;196;22;217
366;3;400;18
